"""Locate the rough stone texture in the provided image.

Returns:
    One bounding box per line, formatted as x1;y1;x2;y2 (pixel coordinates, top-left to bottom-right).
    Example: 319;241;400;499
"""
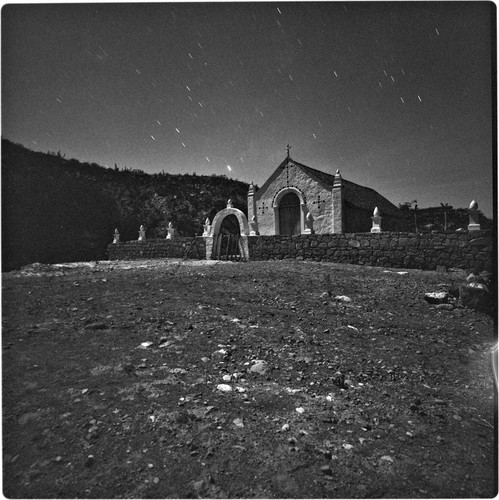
459;285;493;314
247;230;494;272
108;230;494;273
107;237;206;261
252;160;333;235
250;157;400;236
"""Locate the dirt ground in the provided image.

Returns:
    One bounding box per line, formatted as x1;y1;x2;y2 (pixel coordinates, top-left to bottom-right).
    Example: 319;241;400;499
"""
2;259;497;498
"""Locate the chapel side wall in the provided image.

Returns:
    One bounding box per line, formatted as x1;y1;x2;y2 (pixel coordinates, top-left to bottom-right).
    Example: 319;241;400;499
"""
107;237;206;260
345;206;402;233
247;230;494;272
255;164;333;235
345;206;371;233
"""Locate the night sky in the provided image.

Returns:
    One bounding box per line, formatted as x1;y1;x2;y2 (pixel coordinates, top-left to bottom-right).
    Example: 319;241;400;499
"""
2;2;495;216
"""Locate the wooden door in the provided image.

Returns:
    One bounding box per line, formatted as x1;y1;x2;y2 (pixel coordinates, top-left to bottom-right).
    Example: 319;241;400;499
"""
279;193;301;235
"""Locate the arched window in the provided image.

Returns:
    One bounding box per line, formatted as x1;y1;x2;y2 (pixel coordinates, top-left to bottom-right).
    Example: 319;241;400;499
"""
278;192;301;235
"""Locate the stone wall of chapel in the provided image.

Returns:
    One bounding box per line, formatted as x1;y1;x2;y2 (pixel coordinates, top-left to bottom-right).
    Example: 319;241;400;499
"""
255;164;333;235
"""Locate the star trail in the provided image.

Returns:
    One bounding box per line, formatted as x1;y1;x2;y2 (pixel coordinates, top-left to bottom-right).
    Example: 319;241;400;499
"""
1;2;494;215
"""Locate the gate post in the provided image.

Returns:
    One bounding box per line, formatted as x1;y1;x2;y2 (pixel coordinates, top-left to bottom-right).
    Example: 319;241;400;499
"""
204;235;214;260
239;235;249;260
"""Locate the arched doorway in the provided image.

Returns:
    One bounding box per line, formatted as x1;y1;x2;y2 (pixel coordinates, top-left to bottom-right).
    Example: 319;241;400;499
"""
217;214;241;260
279;192;301;235
207;205;249;261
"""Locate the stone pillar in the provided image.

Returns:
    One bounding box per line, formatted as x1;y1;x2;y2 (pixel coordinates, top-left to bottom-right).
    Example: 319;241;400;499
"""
239;235;249;261
166;221;176;239
204;235;214;260
468;200;481;231
332;169;343;233
249;215;259;236
371;207;382;233
112;228;120;244
304;211;314;234
138;225;146;242
247;182;257;222
202;218;212;237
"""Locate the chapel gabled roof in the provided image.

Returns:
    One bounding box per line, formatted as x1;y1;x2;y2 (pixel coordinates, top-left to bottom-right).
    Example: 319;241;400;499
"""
280;156;400;217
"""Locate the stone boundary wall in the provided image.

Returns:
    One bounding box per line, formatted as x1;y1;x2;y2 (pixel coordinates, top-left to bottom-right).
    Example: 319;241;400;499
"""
107;237;206;261
107;231;495;272
247;230;495;272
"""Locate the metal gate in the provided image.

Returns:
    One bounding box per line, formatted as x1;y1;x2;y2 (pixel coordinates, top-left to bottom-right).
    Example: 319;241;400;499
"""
216;233;241;260
214;214;242;260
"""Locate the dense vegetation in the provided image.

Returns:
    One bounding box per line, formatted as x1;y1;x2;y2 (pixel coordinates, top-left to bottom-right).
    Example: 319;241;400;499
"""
2;139;250;270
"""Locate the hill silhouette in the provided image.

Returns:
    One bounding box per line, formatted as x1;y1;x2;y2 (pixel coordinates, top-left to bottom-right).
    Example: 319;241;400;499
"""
2;139;250;270
2;139;492;271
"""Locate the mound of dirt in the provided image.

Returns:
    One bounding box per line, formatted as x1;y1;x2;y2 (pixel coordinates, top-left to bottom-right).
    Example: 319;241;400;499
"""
2;260;496;498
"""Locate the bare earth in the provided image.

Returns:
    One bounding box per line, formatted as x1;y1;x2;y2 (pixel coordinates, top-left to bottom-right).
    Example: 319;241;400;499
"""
2;259;497;498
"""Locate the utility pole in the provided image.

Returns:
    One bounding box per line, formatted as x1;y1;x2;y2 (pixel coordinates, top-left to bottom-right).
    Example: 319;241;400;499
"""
440;203;450;231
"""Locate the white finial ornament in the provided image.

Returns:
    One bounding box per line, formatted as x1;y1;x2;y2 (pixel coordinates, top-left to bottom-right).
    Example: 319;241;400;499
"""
468;200;480;231
166;221;176;239
203;218;212;237
371;207;382;233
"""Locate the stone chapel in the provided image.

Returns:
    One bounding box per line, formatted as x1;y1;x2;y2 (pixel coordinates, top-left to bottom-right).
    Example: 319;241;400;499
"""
247;151;401;235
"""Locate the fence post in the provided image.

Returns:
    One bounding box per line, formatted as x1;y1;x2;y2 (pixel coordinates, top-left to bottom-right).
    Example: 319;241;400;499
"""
166;221;176;239
468;200;481;231
304;211;314;234
371;207;382;233
249;215;259;236
203;217;212;237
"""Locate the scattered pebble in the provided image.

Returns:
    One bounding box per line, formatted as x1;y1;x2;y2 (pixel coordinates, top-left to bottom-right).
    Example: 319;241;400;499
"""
249;360;269;375
334;295;352;302
233;418;244;428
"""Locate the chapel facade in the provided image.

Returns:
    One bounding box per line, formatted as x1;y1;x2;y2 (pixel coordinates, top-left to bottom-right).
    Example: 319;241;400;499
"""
247;153;401;235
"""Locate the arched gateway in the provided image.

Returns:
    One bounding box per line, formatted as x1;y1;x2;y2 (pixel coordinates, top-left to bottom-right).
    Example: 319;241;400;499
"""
207;201;249;260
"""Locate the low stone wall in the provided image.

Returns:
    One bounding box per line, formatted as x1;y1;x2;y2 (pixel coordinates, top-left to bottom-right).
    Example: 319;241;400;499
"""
107;237;206;261
107;231;494;272
247;230;495;272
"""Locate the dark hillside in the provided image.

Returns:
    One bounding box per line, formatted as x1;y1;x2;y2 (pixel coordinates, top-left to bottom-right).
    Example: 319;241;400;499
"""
1;139;250;270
